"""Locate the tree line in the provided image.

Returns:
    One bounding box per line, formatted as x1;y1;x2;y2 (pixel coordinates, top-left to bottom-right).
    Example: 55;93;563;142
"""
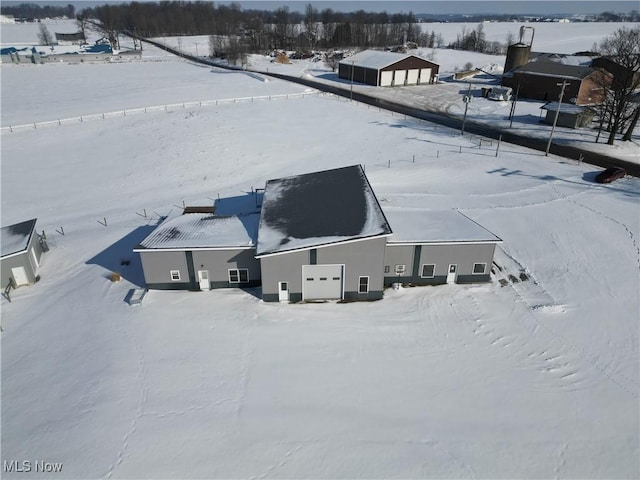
1;3;75;20
80;2;420;51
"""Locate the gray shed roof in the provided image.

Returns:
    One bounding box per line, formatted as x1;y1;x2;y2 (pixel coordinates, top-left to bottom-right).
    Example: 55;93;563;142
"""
339;49;437;70
256;165;392;257
136;213;259;251
385;210;502;244
1;218;37;258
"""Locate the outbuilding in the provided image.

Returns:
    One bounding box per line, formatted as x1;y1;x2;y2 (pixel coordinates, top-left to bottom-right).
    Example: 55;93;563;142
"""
1;219;48;290
540;102;594;129
136;165;502;303
502;62;611;105
338;50;439;87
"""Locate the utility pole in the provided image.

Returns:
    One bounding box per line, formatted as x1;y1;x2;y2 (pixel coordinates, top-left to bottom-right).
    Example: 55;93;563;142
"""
509;83;520;128
545;79;570;156
461;82;472;135
350;60;355;102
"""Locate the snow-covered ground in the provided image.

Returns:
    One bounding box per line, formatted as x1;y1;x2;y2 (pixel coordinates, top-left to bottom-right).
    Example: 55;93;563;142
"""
2;22;639;479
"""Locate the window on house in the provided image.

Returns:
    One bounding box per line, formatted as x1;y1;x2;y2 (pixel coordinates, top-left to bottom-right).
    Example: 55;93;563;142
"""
473;263;487;274
394;264;406;274
421;264;435;278
229;268;249;283
170;270;181;281
358;276;369;294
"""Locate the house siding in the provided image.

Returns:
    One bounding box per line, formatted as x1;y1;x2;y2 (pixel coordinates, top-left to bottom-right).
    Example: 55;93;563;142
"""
384;243;496;285
191;249;261;288
260;250;310;300
260;237;387;302
315;237;387;299
139;251;190;289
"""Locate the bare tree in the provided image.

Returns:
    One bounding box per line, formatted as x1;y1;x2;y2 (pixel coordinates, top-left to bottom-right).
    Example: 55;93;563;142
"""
303;4;319;50
37;23;54;46
596;26;640;145
323;51;342;72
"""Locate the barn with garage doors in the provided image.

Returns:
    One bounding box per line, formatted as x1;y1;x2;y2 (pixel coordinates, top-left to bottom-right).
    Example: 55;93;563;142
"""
135;165;502;302
338;50;440;87
1;218;48;291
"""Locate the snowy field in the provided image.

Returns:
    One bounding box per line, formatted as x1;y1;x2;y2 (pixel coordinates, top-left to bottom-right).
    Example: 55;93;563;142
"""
2;21;640;479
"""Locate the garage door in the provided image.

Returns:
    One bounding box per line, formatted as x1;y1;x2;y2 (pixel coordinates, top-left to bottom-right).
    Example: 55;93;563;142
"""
393;70;407;86
380;71;393;86
419;68;432;84
302;265;343;301
406;69;419;85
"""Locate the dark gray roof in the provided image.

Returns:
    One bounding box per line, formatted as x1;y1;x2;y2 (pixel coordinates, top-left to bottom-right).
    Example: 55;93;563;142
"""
514;62;596;80
1;218;37;258
256;165;392;256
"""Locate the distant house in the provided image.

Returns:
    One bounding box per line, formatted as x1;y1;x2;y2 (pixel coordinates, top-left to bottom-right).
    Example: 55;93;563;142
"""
55;32;86;45
502;62;611;105
540;102;595;129
136;166;502;303
1;219;48;290
338;50;439;87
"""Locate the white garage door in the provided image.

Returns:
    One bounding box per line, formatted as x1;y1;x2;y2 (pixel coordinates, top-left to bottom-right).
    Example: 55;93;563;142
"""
419;68;432;84
393;69;407;86
380;71;393;86
406;69;419;85
302;265;343;301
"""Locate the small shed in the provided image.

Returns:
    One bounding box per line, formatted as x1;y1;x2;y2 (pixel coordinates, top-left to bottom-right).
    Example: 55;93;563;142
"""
338;50;439;87
1;219;47;289
540;102;595;129
383;210;502;285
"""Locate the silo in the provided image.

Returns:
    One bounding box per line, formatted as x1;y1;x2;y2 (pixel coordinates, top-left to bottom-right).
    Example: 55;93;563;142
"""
503;26;535;73
504;43;531;73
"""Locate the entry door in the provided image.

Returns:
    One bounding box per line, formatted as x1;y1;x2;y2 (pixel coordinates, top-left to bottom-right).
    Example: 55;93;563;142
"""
11;266;29;286
197;270;210;290
447;264;457;284
278;281;289;302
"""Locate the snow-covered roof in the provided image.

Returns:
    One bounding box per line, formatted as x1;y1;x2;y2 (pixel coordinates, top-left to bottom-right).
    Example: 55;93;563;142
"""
136;213;259;251
541;102;594;114
256;165;392;257
1;218;37;258
513;62;596;80
339;49;437;70
385;210;501;244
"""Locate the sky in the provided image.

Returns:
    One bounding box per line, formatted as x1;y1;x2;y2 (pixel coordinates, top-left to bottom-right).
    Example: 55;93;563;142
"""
4;1;638;15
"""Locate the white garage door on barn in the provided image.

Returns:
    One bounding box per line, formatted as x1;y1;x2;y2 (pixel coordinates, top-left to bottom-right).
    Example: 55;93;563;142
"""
406;69;419;85
393;70;407;86
419;68;432;84
302;265;344;301
380;71;393;87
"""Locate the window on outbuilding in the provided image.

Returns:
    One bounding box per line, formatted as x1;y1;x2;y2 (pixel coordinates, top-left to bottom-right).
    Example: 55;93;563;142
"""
170;270;181;281
229;268;249;283
473;263;487;274
358;276;369;294
421;264;435;278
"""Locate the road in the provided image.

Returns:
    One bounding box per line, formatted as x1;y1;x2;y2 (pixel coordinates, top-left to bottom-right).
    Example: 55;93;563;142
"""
135;35;640;177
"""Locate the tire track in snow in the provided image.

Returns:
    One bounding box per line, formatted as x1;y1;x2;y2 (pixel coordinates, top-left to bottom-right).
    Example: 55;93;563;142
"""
105;320;149;479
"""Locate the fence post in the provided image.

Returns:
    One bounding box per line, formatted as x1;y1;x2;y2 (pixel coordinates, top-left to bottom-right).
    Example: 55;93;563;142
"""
495;135;502;157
